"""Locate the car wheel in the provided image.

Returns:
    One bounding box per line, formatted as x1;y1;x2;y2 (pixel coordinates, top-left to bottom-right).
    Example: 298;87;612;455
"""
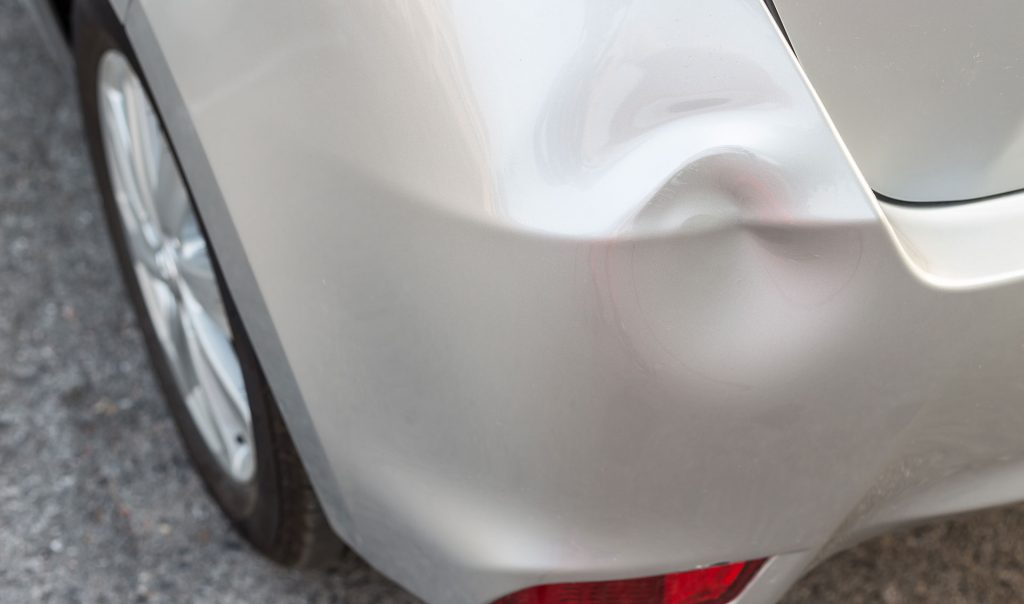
72;0;344;567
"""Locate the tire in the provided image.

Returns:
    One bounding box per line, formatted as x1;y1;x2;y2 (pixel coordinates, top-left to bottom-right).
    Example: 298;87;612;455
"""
72;0;344;567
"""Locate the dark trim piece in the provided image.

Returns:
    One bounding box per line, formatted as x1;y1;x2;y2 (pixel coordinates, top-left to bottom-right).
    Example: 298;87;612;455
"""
876;188;1024;208
762;0;794;51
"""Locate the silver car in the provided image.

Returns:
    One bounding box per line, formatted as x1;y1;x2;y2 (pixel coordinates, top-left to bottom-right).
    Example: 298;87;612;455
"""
22;0;1024;602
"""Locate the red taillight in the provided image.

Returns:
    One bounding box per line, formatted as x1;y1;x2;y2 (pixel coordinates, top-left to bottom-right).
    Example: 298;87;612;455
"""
492;559;766;604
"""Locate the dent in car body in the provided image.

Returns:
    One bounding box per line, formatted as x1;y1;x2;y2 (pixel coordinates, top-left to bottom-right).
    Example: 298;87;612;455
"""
123;0;1024;602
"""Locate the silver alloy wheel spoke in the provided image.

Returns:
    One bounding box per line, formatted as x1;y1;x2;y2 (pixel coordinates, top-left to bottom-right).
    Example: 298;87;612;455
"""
177;220;231;334
98;51;255;483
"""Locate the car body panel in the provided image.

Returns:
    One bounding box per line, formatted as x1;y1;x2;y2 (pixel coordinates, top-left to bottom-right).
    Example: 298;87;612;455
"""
879;189;1024;288
772;0;1024;202
108;0;130;21
113;0;1024;602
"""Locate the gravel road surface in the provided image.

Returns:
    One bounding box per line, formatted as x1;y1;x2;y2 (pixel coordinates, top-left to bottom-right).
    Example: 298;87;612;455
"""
2;1;1023;603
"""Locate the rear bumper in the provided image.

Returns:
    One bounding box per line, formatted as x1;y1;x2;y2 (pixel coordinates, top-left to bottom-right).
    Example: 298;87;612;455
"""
124;0;1024;602
306;192;1024;604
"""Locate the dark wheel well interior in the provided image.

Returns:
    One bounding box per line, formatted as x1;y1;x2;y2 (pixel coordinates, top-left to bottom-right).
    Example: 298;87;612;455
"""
49;0;72;38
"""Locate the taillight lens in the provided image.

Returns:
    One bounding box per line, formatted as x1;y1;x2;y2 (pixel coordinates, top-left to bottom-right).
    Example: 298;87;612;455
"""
492;559;766;604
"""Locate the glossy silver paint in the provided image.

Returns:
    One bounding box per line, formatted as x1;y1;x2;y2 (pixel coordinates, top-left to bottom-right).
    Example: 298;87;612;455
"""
93;0;1024;602
98;50;256;483
772;0;1024;202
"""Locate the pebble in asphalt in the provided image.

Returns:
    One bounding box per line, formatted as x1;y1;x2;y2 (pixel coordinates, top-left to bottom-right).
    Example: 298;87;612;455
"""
2;1;1024;603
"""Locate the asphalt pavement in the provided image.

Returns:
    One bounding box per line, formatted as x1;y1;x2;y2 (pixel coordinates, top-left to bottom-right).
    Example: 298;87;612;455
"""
1;1;1023;603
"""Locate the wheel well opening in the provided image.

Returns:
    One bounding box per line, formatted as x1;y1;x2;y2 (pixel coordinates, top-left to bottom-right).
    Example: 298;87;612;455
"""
49;0;72;38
